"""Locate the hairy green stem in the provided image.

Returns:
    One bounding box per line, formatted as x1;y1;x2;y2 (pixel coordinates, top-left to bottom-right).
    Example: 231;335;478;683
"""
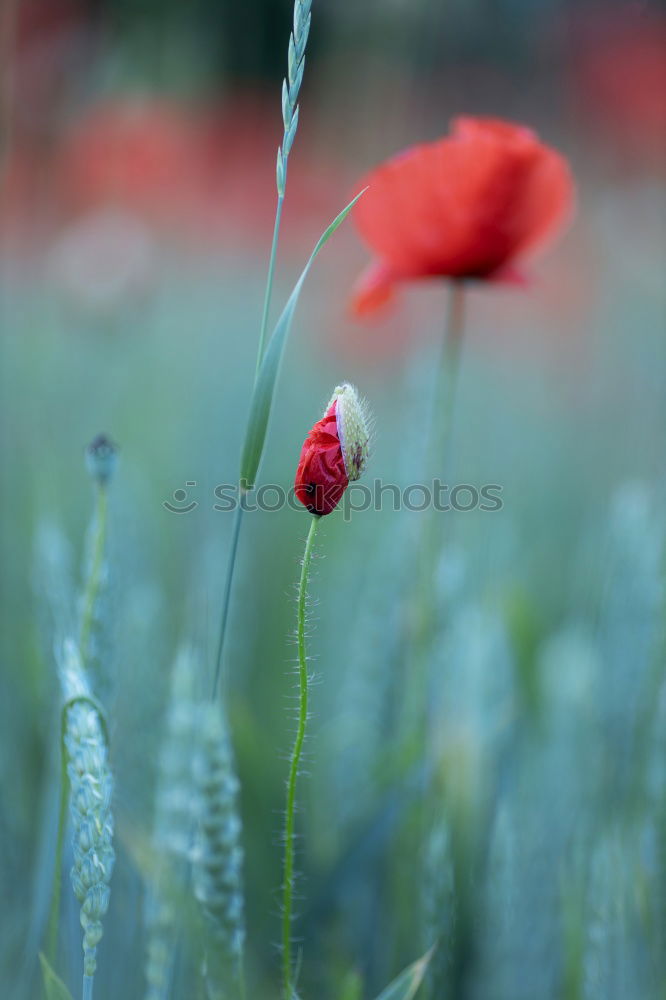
212;501;245;699
83;973;94;1000
282;515;318;998
256;195;285;372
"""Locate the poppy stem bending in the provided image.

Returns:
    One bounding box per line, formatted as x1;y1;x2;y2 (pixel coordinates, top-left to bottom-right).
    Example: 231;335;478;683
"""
211;501;245;699
282;514;319;998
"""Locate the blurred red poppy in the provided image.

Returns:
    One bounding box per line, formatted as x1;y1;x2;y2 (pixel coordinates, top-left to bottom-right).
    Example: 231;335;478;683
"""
294;400;349;516
53;94;344;248
350;116;574;317
56;99;200;225
569;8;666;166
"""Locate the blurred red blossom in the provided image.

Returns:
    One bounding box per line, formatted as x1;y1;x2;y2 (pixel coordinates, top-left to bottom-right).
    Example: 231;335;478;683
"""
28;94;343;248
56;99;202;226
350;116;574;317
568;7;666;167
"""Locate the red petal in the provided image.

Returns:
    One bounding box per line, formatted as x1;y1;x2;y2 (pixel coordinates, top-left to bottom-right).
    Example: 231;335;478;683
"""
351;117;575;284
348;261;398;318
488;264;530;286
511;146;575;257
452;116;538;145
294;401;349;515
353;146;453;275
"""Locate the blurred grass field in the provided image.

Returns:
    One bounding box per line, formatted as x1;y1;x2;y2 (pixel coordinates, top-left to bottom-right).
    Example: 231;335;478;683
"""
1;1;665;999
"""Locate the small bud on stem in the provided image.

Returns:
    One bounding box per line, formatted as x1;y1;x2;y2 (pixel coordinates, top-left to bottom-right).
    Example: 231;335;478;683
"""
85;435;118;487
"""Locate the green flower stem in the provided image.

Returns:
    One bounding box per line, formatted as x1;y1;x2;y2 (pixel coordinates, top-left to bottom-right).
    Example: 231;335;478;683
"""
79;483;108;664
83;973;94;1000
415;282;465;641
282;515;318;998
428;281;465;489
256;194;285;373
212;501;245;699
412;284;467;999
404;281;466;730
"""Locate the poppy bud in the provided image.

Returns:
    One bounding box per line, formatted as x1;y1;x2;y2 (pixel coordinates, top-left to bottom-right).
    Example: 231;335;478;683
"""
295;383;370;516
85;434;118;486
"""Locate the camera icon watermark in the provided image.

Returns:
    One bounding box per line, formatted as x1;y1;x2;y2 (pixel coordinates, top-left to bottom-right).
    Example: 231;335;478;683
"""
163;481;199;513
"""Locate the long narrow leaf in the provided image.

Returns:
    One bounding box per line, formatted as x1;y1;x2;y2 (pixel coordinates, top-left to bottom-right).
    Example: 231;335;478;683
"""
240;189;366;490
371;946;435;1000
39;953;74;1000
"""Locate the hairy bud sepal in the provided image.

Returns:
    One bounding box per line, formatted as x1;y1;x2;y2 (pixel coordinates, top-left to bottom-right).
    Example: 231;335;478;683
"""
328;383;371;482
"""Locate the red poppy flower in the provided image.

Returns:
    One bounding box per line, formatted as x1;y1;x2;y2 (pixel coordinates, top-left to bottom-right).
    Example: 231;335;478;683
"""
295;400;348;516
295;385;371;516
569;8;666;165
350;116;574;316
57;99;199;224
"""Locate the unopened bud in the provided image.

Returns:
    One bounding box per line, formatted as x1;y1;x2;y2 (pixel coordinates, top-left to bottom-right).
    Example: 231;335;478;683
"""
85;434;118;486
295;382;371;516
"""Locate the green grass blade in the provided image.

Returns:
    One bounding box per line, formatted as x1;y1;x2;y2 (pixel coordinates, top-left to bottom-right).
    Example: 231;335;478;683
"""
371;946;435;1000
39;953;74;1000
239;189;366;490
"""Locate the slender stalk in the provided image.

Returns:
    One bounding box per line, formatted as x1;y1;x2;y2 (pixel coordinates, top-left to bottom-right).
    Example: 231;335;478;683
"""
256;195;285;372
414;281;466;648
213;0;313;695
79;483;108;663
402;282;466;740
428;281;465;482
282;515;318;998
411;284;467;997
83;974;94;1000
211;502;245;699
